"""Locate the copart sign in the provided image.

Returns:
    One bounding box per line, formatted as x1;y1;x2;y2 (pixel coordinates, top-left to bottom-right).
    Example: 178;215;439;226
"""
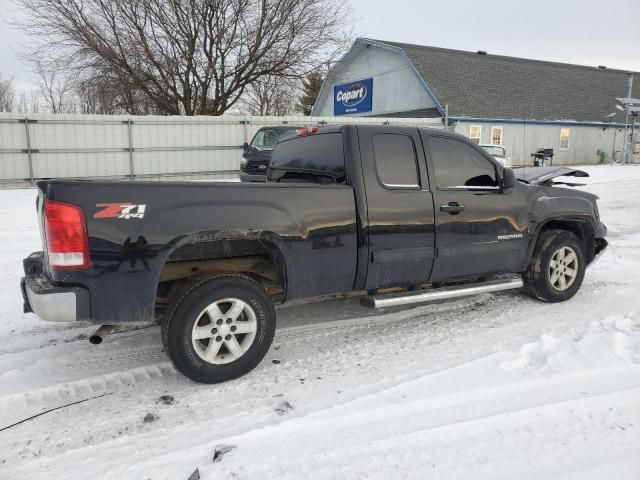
333;78;373;115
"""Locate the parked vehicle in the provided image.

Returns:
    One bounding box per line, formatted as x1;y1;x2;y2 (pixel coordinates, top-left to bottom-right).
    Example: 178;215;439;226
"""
480;144;512;167
240;126;303;182
21;125;607;383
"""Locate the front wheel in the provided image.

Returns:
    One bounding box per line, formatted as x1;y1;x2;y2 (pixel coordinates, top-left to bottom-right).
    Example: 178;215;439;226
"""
162;275;276;383
523;229;586;303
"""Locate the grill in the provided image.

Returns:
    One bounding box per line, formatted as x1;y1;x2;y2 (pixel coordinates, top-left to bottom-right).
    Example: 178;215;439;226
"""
531;148;554;167
244;160;270;175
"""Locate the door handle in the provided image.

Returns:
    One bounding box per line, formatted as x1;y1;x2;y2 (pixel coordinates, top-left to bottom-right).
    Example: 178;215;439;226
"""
440;202;465;214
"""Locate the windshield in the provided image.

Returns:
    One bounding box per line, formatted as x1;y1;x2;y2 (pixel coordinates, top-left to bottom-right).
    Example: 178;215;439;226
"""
250;127;299;149
481;145;506;157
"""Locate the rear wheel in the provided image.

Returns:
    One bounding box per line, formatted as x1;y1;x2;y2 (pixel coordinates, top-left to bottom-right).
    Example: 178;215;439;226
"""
162;275;276;383
523;229;586;303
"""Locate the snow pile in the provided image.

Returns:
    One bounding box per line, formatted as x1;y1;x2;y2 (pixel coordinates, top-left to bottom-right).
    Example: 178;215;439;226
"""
501;314;640;373
198;315;640;480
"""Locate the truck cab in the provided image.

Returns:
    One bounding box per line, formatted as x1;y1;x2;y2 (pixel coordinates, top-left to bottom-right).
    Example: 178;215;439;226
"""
270;125;530;288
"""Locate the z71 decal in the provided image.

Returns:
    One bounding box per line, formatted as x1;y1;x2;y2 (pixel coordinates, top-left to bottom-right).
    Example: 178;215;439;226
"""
94;203;147;219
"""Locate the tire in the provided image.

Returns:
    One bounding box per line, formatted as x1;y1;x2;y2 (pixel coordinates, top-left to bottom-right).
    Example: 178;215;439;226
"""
523;229;586;303
162;274;276;383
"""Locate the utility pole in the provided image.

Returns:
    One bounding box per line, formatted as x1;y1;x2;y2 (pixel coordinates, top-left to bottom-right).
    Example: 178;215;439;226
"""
444;104;449;131
624;74;632;164
616;74;639;165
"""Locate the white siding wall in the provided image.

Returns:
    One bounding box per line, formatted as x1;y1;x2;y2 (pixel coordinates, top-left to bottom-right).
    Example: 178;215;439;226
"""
0;113;442;186
453;122;624;166
313;44;438;117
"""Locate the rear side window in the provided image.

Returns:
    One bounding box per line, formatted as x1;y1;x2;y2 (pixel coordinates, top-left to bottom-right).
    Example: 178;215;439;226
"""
269;133;346;184
429;136;498;189
373;134;419;188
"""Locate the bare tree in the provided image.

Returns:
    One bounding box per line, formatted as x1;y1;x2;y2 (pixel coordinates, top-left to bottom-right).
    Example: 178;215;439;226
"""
16;88;41;113
17;91;28;113
0;74;16;112
74;70;159;115
30;89;42;113
240;76;297;116
18;0;352;116
33;60;77;113
75;76;125;115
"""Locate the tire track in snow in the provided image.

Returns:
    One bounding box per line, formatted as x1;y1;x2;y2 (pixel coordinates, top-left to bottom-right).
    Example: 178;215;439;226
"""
0;295;492;418
196;371;640;480
24;360;638;480
0;363;176;427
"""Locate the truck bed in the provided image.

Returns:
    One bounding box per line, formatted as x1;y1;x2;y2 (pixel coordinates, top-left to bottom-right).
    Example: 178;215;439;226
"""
36;179;358;323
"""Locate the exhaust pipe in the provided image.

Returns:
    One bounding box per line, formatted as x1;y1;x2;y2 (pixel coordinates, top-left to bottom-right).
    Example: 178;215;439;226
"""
89;325;115;345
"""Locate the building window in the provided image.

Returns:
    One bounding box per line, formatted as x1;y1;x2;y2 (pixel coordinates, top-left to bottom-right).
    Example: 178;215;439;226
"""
491;126;503;145
469;125;481;144
560;128;571;150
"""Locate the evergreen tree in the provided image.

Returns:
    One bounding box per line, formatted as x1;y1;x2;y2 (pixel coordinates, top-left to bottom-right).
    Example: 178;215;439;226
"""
298;71;324;116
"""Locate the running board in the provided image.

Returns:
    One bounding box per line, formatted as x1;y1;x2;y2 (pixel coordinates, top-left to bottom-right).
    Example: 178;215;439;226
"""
360;277;524;309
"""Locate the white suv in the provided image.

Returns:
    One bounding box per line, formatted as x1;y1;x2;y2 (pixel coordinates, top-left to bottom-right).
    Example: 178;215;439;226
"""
480;144;512;168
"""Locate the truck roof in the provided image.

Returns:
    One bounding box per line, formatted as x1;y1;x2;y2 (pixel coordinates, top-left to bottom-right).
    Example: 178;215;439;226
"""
276;123;455;145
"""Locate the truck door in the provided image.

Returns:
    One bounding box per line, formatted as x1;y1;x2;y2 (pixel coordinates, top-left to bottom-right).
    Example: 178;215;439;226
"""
357;126;436;290
421;132;528;282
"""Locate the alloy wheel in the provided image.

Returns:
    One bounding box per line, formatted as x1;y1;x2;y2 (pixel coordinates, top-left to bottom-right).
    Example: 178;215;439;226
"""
191;298;258;364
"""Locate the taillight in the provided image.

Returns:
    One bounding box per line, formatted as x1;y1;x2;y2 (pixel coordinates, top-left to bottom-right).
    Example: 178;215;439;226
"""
44;200;90;270
296;127;319;136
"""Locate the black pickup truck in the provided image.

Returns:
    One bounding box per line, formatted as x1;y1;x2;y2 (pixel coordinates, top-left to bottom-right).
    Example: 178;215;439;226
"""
21;125;607;383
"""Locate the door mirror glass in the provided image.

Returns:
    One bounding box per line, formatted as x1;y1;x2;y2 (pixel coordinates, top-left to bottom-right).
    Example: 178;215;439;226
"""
502;167;516;189
243;142;249;154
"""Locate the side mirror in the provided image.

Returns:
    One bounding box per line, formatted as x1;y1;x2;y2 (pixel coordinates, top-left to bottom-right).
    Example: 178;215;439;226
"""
242;142;249;154
502;167;516;190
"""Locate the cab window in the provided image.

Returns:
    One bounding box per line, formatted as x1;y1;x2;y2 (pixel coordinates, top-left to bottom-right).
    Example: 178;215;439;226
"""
429;136;498;190
373;133;420;189
269;133;346;184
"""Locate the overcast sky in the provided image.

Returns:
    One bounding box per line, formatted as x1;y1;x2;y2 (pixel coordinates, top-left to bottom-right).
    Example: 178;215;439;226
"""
1;0;639;91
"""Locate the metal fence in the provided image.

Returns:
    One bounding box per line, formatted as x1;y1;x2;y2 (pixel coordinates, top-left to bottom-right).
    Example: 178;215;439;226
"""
0;113;442;188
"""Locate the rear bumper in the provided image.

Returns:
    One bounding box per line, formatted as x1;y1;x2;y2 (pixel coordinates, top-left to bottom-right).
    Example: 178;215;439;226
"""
21;252;90;322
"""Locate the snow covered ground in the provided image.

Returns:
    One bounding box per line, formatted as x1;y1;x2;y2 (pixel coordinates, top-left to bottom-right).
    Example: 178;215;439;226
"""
0;165;639;480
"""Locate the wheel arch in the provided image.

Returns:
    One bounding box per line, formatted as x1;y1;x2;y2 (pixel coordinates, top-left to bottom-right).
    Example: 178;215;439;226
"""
155;231;289;308
523;217;596;269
